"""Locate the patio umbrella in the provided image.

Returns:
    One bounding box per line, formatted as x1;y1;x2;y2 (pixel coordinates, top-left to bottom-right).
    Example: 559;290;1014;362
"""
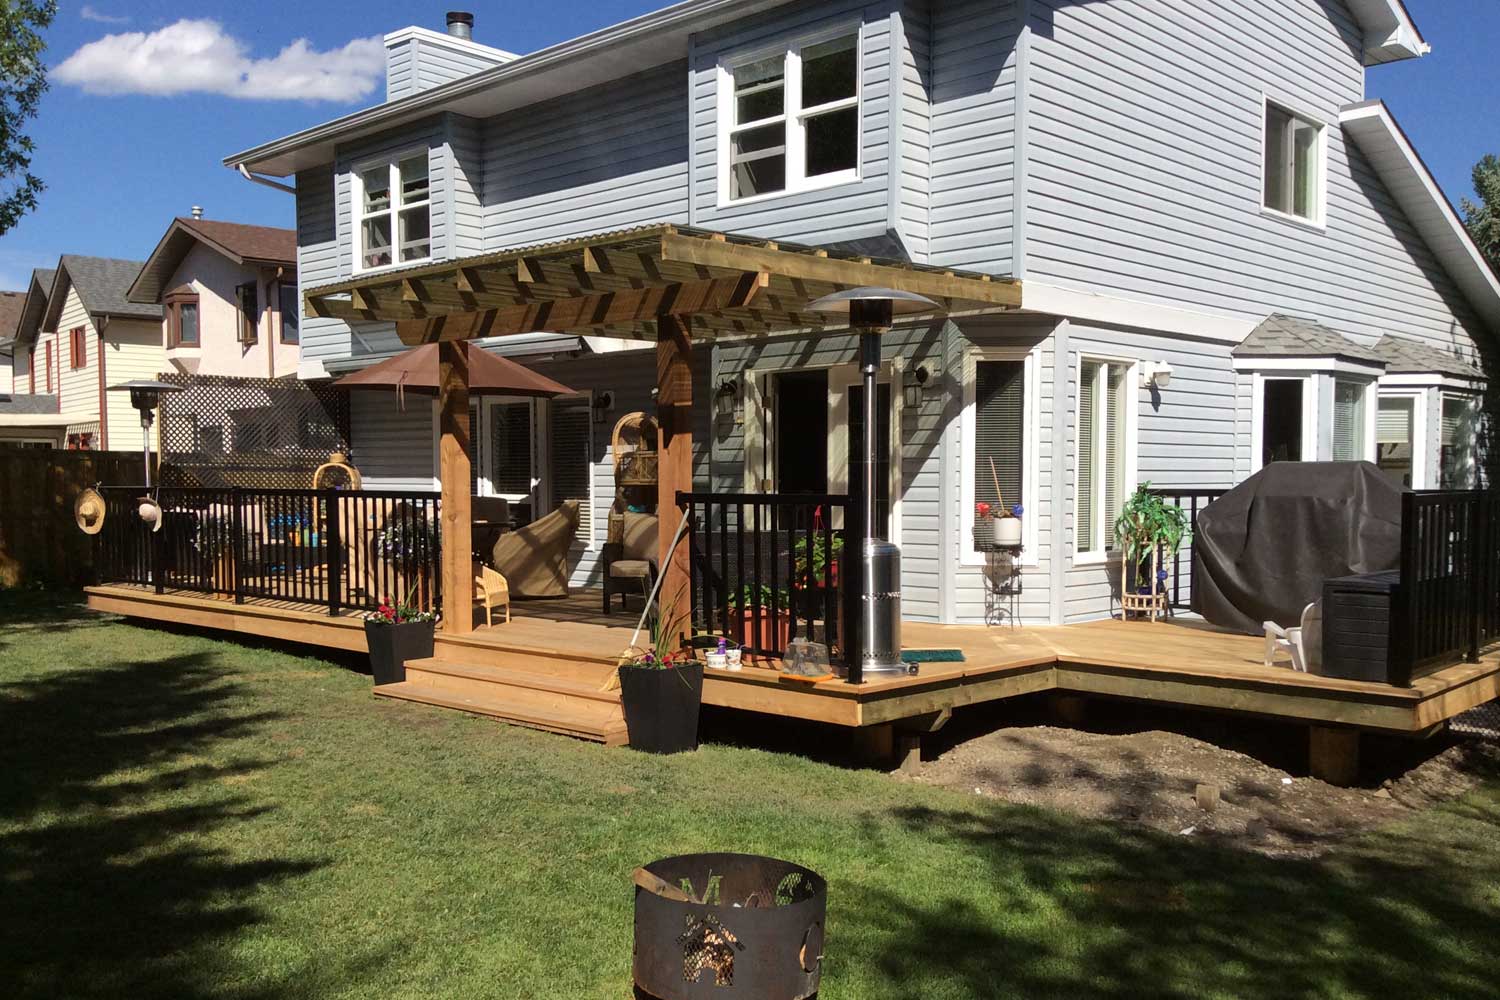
334;341;575;407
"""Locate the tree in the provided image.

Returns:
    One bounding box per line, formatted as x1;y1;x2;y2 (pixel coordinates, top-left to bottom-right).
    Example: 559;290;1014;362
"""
0;1;56;237
1462;154;1500;276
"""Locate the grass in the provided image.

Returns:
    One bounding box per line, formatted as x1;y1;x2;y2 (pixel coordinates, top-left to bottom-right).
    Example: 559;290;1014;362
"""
1;591;1498;999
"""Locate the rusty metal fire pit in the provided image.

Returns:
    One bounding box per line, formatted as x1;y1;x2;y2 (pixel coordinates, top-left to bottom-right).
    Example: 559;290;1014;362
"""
633;853;827;1000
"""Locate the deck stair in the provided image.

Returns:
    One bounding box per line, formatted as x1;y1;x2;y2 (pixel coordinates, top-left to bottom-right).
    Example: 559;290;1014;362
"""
375;656;628;746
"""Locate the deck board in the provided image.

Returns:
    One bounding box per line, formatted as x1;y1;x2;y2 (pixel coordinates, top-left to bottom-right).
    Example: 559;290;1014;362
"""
84;584;1500;735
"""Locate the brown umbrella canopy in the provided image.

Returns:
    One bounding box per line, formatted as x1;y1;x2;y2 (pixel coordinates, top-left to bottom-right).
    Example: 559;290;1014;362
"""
334;342;575;398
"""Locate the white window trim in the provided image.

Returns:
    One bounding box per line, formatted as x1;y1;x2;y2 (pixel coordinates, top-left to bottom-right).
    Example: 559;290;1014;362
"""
548;392;597;551
1249;372;1319;474
715;22;863;209
1331;375;1378;463
474;396;545;506
1260;92;1329;230
351;146;434;276
1376;387;1429;489
1073;354;1140;566
961;345;1041;568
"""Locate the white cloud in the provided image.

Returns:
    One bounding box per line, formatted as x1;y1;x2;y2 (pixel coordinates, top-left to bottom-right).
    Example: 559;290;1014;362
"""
79;5;130;24
54;19;383;103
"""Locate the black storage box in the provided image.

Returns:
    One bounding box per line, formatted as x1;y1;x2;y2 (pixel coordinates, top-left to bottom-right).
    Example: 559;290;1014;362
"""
1321;570;1406;686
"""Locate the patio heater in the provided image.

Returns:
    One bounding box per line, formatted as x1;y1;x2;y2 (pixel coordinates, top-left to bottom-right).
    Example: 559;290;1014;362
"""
107;380;184;489
807;287;939;680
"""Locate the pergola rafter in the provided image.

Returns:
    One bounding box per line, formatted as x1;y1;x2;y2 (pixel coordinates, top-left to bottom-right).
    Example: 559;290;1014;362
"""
311;223;1021;638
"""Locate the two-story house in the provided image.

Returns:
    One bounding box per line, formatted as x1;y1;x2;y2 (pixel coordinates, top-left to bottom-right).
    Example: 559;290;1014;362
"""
6;257;164;452
224;0;1498;627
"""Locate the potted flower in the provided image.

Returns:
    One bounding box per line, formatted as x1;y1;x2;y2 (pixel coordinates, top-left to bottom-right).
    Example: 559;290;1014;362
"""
792;533;843;589
1112;484;1190;621
363;586;438;685
617;607;703;754
996;503;1024;547
974;502;996;547
727;583;791;652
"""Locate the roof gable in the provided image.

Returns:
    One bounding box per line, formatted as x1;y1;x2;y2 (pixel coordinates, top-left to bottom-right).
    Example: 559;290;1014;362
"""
12;268;56;349
44;256;161;330
128;217;296;304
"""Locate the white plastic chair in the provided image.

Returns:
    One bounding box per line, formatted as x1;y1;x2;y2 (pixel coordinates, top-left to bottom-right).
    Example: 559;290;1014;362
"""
1264;603;1322;673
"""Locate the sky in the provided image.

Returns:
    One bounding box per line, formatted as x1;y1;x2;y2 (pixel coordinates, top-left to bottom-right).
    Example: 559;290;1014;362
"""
0;0;1495;294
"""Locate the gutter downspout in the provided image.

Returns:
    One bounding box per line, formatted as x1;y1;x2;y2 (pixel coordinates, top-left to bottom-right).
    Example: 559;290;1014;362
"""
96;315;109;450
235;164;297;195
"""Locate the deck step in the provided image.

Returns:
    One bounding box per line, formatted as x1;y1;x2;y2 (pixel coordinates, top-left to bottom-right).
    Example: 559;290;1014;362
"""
375;681;629;746
404;658;619;703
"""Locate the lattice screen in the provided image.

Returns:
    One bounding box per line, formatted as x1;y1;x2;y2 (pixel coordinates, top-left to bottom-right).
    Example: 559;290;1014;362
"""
158;374;350;489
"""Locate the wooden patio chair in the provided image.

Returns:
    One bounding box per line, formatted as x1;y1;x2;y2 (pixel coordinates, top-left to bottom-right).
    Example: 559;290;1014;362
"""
1264;603;1322;673
474;560;511;627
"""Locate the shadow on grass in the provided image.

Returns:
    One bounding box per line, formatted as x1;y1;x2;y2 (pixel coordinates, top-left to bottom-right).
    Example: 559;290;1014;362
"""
839;799;1500;1000
0;596;338;999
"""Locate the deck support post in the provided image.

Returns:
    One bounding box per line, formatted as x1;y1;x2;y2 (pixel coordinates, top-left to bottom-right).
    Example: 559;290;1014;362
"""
1051;693;1089;727
853;723;895;767
657;315;693;644
1309;726;1360;786
438;340;473;634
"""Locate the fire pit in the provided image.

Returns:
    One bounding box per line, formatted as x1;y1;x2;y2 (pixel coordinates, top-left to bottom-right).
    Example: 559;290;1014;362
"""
633;853;826;1000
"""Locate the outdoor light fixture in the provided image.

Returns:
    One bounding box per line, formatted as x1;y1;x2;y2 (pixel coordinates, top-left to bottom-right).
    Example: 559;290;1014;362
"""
107;379;184;489
1141;361;1174;390
715;378;740;420
593;390;615;424
806;287;940;682
903;366;930;408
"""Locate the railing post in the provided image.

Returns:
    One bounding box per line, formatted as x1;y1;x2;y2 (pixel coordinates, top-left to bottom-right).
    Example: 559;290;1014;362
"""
325;489;343;618
151;491;165;595
1467;491;1485;663
1393;491;1418;685
230;487;244;605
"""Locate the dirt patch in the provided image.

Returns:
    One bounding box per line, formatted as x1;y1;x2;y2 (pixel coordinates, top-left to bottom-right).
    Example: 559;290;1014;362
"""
903;712;1500;858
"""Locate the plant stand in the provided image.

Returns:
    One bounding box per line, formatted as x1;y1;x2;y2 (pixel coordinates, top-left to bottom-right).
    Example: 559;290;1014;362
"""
1120;545;1166;623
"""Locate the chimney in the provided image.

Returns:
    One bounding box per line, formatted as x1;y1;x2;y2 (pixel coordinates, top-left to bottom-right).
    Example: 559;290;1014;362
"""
191;205;204;220
446;11;473;40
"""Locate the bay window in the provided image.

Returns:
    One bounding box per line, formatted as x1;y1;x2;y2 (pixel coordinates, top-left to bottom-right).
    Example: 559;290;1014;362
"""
1331;379;1370;462
722;29;860;203
356;151;431;271
1440;395;1478;489
166;288;200;348
1376;395;1416;487
1077;359;1135;557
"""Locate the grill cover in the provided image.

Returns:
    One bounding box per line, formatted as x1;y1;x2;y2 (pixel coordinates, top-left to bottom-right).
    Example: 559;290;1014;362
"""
1191;462;1403;634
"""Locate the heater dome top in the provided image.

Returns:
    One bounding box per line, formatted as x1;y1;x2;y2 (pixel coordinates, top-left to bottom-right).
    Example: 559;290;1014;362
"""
804;286;940;318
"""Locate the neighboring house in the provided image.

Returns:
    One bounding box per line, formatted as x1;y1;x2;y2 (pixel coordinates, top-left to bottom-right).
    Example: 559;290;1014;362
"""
0;287;66;447
0;288;23;395
127;214;300;378
224;0;1498;626
7;257;164;451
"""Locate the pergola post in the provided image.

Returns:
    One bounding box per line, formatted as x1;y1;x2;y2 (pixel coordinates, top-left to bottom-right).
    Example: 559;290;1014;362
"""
438;340;473;634
657;316;693;643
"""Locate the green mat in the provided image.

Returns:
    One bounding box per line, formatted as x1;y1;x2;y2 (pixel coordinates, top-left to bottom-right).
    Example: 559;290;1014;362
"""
900;649;966;663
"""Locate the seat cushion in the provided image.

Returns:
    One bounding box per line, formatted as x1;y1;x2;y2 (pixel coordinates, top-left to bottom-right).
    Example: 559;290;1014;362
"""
621;512;659;564
608;559;653;579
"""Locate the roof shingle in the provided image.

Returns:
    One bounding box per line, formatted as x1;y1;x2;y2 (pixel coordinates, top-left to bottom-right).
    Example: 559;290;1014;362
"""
1233;314;1387;365
1371;334;1486;380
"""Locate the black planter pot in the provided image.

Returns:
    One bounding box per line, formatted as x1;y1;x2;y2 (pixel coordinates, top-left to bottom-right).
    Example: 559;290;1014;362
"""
617;662;704;754
363;619;436;686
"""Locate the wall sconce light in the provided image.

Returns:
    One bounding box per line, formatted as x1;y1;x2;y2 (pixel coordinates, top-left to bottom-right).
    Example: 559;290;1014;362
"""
592;390;615;424
1140;361;1173;390
903;366;930;408
715;378;740;420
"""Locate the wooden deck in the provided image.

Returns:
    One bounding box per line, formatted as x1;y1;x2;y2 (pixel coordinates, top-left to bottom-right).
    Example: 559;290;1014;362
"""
86;585;1500;746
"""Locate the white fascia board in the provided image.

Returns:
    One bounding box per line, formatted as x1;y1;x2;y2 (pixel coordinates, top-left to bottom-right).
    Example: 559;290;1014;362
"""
1019;280;1258;343
0;413;77;427
1232;356;1386;377
1341;101;1500;331
1378;371;1486;392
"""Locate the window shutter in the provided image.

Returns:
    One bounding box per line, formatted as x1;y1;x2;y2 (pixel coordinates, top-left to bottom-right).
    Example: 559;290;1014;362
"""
549;396;593;544
974;360;1025;522
1078;361;1098;549
490;402;533;496
1332;381;1364;461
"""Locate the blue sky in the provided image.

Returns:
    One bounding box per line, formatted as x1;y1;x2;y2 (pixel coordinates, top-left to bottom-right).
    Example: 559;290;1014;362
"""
0;0;1495;293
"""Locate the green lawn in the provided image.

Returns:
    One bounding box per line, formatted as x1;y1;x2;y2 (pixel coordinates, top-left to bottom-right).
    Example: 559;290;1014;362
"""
2;592;1498;999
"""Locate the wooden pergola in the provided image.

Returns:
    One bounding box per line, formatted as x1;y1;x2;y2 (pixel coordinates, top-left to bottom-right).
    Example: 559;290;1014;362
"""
309;224;1021;636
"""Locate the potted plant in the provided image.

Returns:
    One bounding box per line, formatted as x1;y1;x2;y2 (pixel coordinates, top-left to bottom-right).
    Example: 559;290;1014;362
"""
363;586;438;686
996;503;1024;546
617;607;703;754
792;533;843;589
727;583;791;652
376;505;439;611
195;512;237;600
1112;484;1190;620
974;502;997;547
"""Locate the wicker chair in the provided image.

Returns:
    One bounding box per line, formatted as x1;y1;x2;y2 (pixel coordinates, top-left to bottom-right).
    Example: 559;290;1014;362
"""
602;511;658;613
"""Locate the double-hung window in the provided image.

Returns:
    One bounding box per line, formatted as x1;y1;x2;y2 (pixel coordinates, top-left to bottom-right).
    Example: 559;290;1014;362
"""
1376;394;1417;487
357;152;431;271
69;327;86;370
1331;379;1370;462
1263;100;1324;223
723;29;860;202
1076;359;1135;557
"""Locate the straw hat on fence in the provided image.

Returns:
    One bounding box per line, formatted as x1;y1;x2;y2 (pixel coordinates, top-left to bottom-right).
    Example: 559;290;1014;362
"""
74;488;107;535
137;496;164;533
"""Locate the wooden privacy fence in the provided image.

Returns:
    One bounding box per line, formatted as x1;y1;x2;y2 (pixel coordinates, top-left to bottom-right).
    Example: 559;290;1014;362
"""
0;449;145;588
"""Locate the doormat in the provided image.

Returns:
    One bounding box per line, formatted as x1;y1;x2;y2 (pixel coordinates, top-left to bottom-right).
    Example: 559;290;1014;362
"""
900;649;965;663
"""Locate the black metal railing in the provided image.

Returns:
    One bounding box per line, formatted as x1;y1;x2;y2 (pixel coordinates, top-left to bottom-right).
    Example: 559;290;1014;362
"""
1149;487;1230;612
95;486;442;617
678;491;852;667
1396;490;1500;677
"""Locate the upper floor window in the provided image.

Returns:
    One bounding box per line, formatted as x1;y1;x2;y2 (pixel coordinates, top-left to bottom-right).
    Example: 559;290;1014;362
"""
237;282;259;344
721;30;860;203
69;327;86;370
278;282;300;345
1263;100;1324;224
165;287;199;348
357;152;431;271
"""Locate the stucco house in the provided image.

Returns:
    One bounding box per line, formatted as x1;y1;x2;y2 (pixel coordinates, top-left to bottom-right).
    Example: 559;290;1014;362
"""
222;0;1497;627
6;258;164;452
